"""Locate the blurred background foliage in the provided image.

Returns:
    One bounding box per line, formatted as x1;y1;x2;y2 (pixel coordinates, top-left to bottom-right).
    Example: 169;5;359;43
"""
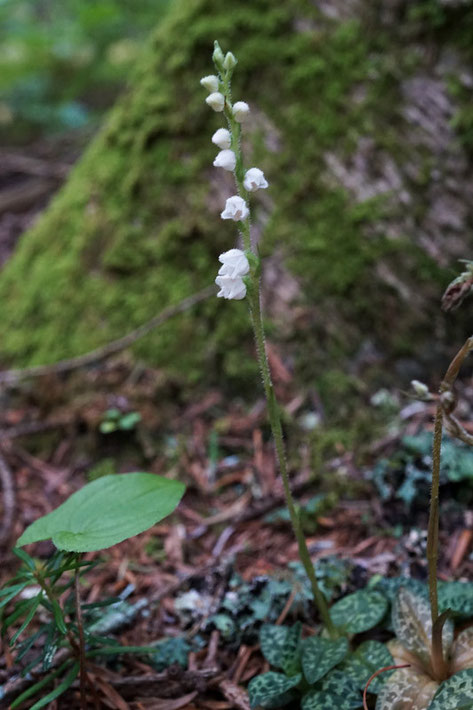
0;0;171;142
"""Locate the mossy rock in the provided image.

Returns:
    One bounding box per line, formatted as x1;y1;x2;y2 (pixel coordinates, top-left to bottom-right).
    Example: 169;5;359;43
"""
1;0;472;406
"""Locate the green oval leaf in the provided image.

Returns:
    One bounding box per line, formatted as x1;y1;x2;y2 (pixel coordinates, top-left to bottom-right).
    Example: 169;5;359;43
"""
330;590;388;634
301;636;349;684
17;474;185;552
438;582;473;619
338;641;394;694
306;670;362;708
428;669;473;710
302;688;361;710
248;672;301;709
259;623;301;674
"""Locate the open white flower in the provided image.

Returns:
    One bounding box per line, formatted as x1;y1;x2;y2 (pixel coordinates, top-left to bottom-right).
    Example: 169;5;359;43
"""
244;167;269;192
200;75;219;92
215;274;247;300
232;101;250;122
221;195;249;221
213;149;236;172
212;128;232;150
205;92;225;112
218;249;249;278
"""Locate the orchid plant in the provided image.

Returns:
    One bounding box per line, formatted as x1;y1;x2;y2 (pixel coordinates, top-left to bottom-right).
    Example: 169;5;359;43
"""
201;41;336;639
200;41;473;710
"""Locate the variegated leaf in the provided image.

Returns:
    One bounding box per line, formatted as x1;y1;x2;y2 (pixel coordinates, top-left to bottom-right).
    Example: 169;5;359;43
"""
248;672;301;709
375;667;438;710
302;688;361;710
317;670;362;703
259;623;301;675
330;590;388;634
301;636;349;684
392;588;453;666
439;582;473;619
452;626;473;675
427;668;473;709
338;640;393;694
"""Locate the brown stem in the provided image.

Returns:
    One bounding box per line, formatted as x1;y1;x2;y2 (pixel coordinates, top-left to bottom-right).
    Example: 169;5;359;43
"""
431;610;451;682
427;335;473;625
427;403;443;624
363;664;410;709
443;335;473;388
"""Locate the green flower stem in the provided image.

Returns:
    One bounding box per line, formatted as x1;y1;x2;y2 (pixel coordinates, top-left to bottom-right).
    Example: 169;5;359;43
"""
218;57;336;637
248;285;337;638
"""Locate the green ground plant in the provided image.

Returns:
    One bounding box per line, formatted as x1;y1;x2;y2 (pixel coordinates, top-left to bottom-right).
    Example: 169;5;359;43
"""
1;473;184;707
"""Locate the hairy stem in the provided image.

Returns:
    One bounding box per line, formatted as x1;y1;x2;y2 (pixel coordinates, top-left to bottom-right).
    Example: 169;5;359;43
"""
427;404;442;625
430;611;451;682
249;288;337;637
218;60;336;636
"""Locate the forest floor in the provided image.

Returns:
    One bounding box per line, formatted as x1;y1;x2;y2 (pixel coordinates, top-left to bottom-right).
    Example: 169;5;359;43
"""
0;139;472;709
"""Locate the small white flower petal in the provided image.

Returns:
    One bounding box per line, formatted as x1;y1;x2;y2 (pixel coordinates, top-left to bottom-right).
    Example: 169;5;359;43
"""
205;92;225;112
218;248;249;278
200;75;219;92
220;195;249;221
232;101;250;122
215;274;247;300
244;167;269;192
213;149;236;172
212;128;232;150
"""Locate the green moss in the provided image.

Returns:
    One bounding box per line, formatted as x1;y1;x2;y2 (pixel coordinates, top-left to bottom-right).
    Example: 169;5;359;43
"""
0;0;463;411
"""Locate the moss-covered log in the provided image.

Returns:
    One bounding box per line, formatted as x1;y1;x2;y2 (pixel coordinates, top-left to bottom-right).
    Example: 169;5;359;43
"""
1;0;473;408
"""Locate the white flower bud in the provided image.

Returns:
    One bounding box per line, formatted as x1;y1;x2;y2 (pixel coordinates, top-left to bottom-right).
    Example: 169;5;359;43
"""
200;75;219;92
218;249;249;278
212;43;225;67
223;52;237;70
411;380;430;399
215;274;247;300
213;149;236;172
232;101;250;122
220;195;249;221
212;128;232;150
205;92;225;112
244;167;269;192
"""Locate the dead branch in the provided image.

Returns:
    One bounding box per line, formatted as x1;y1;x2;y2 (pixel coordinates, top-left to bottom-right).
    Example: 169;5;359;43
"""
0;286;214;387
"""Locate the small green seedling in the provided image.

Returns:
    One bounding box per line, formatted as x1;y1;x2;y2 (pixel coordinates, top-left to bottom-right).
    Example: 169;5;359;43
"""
1;472;185;708
99;407;142;434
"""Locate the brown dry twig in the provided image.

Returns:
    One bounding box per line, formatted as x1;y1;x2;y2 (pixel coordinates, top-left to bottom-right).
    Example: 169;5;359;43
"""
0;287;214;387
363;664;410;709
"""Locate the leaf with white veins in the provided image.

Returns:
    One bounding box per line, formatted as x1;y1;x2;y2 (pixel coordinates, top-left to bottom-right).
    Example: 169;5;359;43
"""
375;667;438;710
392;588;453;668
